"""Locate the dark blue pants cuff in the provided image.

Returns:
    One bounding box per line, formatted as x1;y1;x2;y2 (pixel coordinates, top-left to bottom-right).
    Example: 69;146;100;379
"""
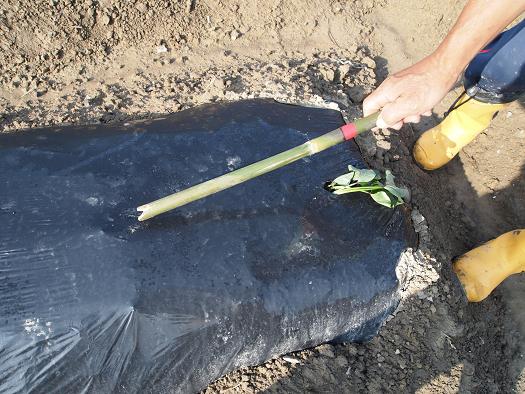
464;19;525;104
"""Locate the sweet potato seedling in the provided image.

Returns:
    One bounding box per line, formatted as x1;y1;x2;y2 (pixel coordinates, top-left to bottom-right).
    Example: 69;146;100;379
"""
326;165;409;208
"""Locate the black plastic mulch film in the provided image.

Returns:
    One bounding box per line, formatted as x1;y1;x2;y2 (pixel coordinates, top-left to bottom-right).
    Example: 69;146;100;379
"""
0;100;415;393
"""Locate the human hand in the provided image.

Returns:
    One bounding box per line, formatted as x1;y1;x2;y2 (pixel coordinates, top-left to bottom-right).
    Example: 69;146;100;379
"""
363;55;459;130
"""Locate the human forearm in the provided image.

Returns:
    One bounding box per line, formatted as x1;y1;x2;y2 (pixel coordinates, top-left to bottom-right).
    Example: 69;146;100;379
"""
433;0;525;80
363;0;525;128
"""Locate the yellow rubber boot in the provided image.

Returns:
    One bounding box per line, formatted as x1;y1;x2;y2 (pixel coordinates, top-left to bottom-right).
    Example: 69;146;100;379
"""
453;230;525;302
413;94;505;170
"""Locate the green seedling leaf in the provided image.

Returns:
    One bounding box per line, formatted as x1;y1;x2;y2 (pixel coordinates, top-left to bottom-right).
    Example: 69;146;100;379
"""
348;165;379;183
385;170;396;186
356;170;379;183
370;190;394;207
326;166;409;209
332;173;355;186
384;185;410;201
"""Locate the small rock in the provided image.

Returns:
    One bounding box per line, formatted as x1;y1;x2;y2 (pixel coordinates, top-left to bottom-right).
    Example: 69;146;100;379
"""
101;14;111;25
317;344;335;358
395;349;400;355
338;63;351;80
411;209;426;228
136;2;147;12
212;78;225;89
282;356;301;364
320;68;335;82
361;56;376;69
347;86;367;103
230;30;241;40
355;133;377;157
417;290;427;300
156;44;168;53
379;128;391;137
347;345;358;356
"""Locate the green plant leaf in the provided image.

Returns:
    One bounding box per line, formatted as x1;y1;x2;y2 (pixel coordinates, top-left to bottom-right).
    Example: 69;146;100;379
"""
370;190;394;207
384;185;409;200
348;165;379;183
326;166;409;209
332;173;355;185
385;170;396;186
356;170;379;183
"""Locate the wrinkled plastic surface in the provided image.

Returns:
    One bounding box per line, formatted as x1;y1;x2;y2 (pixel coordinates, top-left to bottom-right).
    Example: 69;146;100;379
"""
0;100;415;393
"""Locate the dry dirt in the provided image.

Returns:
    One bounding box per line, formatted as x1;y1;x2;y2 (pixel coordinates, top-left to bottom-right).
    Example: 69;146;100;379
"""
1;0;524;393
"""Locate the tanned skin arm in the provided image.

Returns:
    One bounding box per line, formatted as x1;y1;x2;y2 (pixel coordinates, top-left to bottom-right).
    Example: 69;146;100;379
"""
363;0;525;130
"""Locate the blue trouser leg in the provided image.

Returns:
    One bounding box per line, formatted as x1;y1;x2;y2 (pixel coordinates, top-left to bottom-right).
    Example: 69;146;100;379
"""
464;19;525;103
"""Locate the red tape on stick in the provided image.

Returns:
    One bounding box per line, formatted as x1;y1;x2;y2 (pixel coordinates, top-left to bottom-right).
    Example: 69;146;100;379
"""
341;123;358;140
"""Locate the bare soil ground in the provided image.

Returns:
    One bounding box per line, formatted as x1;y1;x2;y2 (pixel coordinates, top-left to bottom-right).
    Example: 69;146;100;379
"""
1;1;523;393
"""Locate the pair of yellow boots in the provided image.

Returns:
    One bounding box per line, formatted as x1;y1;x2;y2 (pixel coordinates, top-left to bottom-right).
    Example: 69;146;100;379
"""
411;94;524;302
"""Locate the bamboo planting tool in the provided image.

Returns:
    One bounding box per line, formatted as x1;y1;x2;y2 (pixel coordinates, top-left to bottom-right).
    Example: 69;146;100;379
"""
137;112;379;221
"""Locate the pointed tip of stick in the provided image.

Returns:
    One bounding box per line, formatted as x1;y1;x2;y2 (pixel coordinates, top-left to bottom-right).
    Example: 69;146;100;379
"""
137;204;150;221
137;204;148;212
